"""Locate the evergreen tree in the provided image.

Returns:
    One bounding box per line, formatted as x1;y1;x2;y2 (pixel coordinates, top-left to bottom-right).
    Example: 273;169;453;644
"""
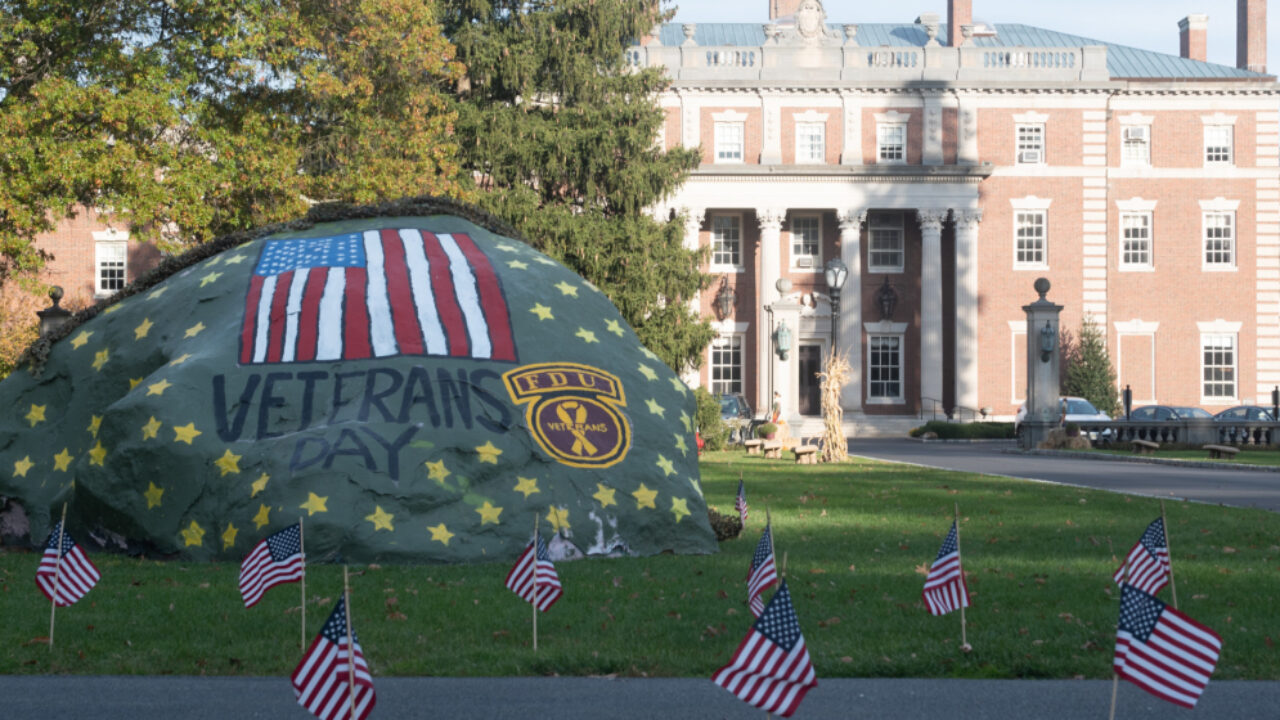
442;0;713;372
1063;316;1120;417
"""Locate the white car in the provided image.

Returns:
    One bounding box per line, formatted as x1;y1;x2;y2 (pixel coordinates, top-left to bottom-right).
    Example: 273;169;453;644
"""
1015;396;1112;437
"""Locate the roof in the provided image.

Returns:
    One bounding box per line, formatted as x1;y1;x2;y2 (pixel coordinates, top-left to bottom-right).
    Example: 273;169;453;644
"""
656;22;1269;80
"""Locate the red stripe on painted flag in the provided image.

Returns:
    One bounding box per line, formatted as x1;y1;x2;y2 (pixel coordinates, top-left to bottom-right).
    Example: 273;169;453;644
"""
294;267;328;362
420;232;470;357
241;275;265;364
380;229;424;356
453;233;516;362
265;270;294;363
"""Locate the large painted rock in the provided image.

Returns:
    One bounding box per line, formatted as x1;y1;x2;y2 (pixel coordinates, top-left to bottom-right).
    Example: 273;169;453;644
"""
0;202;716;563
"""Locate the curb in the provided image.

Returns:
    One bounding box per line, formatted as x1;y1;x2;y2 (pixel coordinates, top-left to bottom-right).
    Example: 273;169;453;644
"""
1004;448;1280;473
913;438;1018;444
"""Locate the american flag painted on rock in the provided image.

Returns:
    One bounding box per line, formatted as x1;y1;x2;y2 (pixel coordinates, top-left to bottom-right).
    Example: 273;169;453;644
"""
241;229;516;365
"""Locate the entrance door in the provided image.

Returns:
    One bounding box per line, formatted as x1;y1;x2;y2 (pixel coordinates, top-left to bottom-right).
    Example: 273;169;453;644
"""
798;344;822;416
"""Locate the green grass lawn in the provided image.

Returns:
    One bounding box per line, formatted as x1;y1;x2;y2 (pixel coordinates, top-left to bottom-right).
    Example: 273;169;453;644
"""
2;450;1278;679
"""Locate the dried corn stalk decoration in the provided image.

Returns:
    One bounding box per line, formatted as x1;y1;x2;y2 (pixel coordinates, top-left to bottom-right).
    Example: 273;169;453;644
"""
817;347;850;463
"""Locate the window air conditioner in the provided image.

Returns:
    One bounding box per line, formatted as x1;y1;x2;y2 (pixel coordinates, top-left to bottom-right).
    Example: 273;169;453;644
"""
1019;150;1042;164
796;256;814;268
1123;126;1148;142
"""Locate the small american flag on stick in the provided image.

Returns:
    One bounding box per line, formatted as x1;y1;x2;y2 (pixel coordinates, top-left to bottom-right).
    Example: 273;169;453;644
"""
292;596;376;720
35;521;100;607
238;523;304;608
1114;584;1222;709
747;523;778;618
1112;517;1170;597
922;521;969;616
712;580;817;718
734;478;748;525
505;534;563;612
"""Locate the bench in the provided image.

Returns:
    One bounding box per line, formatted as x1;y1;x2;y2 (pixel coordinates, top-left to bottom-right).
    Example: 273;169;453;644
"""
1131;439;1159;455
1203;444;1240;460
792;445;819;465
762;442;783;459
743;439;763;455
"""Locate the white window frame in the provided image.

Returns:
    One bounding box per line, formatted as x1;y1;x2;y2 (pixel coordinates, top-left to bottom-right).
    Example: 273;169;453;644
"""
877;123;906;164
709;214;743;271
714;121;745;164
789;214;822;271
709;333;745;396
867;212;905;273
864;321;908;404
1199;330;1238;404
1202;116;1235;166
1015;123;1045;165
1116;199;1155;271
795;119;826;164
1200;198;1239;271
1121;125;1151;166
94;230;129;297
1014;211;1047;269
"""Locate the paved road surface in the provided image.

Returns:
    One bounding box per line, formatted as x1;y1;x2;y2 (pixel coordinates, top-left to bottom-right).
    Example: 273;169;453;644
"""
0;676;1274;719
848;438;1280;512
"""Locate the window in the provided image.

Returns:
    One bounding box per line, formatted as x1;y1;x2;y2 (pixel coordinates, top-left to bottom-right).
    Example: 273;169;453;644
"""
711;215;741;268
96;242;127;295
1201;334;1236;400
1203;212;1235;267
877;123;906;164
868;212;904;272
710;335;743;395
790;215;820;269
867;335;903;402
1120;212;1152;269
1204;125;1233;165
1122;125;1150;166
1016;124;1044;164
1014;211;1047;267
795;122;825;164
715;122;744;163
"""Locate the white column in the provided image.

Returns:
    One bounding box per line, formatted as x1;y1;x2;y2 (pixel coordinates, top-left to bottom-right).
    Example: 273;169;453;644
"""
760;93;783;164
917;209;948;413
680;207;705;387
922;93;944;166
957;94;979;165
757;208;786;419
837;209;866;411
678;91;700;150
954;209;982;412
839;92;863;166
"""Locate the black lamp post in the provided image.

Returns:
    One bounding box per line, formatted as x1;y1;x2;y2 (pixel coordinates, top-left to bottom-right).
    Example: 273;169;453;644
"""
822;258;848;351
1123;384;1132;421
713;276;736;320
1271;386;1278;422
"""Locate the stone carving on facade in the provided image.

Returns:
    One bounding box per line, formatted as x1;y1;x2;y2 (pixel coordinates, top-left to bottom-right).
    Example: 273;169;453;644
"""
757;207;786;231
917;208;949;232
682;24;697;46
773;0;841;46
837;209;868;233
926;107;942;146
842;24;857;46
917;13;941;47
954;208;984;231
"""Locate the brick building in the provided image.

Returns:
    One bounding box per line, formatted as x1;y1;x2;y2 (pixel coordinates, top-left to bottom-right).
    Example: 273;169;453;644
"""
634;0;1280;433
33;208;162;308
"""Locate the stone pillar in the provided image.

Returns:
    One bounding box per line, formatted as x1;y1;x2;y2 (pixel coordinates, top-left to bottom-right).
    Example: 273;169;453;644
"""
758;208;786;418
1020;278;1064;449
957;95;979;165
839;92;863;166
923;94;944;166
954;209;982;412
917;209;948;414
760;94;783;165
772;299;802;422
837;209;866;411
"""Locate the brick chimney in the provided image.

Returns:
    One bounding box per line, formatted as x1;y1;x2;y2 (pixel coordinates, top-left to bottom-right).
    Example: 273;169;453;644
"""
770;0;803;20
1237;0;1266;73
949;0;973;47
1179;15;1208;62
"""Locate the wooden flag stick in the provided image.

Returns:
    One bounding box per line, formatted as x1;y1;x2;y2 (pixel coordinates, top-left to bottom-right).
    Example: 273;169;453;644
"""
299;515;307;653
1160;500;1179;609
48;502;68;651
343;565;356;720
533;511;540;653
954;502;968;650
1109;552;1131;720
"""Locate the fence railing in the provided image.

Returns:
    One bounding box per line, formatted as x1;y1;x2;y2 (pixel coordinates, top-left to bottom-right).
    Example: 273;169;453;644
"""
1060;419;1280;447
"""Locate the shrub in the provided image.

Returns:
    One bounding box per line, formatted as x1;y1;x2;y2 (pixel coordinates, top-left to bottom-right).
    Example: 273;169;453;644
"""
693;387;728;452
756;422;778;438
908;421;1016;439
706;506;742;541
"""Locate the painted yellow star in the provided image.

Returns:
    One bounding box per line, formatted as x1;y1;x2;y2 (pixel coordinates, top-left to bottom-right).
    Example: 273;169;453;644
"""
593;483;617;508
147;379;173;396
144;482;164;509
104;304;122;315
250;473;269;498
669;376;688;395
671;496;691;523
148;286;167;300
301;492;328;516
475;501;503;525
365;505;395;532
496;243;519;253
632;483;658;510
530;303;554;321
205;254;222;266
223;254;248;265
428;523;454;545
214;449;242;476
679;411;692;433
169;353;192;366
142;416;162;440
53;448;74;472
25;404;46;427
199;271;222;287
426;459;451;483
70;330;93;349
575;328;598;344
475;441;503;464
252;503;271;529
173;422;202;444
184;322;206;338
129;378;143;390
555;281;578;297
87;415;102;437
546;506;570;532
507;260;529;270
674;433;689;456
514;476;540;498
134;318;154;340
92;348;110;371
637;364;658;381
605;319;625;337
534;256;556;266
656;454;676;477
88;441;108;466
646;398;665;418
13;456;33;478
221;523;238;550
181;520;205;547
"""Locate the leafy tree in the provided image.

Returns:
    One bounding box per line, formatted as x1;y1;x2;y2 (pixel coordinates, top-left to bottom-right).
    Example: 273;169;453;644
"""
442;0;713;372
1063;316;1120;417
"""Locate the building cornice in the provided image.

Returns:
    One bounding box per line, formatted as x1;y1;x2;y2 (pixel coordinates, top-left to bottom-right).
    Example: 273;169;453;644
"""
665;82;1280;97
690;163;994;184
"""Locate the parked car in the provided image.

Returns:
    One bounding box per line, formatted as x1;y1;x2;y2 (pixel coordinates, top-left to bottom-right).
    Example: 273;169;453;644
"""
1014;396;1111;429
717;393;753;443
1213;405;1275;422
1127;405;1213;421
